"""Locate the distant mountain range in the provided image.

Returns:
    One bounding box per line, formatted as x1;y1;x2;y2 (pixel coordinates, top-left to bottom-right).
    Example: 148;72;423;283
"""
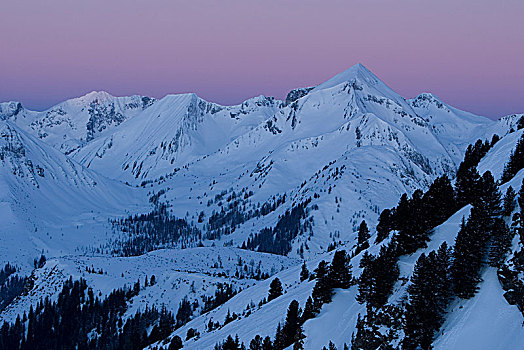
0;64;523;349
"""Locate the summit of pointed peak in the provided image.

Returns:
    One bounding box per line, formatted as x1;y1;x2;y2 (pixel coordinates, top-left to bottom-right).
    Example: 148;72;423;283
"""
311;63;384;93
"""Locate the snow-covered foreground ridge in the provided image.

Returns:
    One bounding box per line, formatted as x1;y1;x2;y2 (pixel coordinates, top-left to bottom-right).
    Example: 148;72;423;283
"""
0;64;523;349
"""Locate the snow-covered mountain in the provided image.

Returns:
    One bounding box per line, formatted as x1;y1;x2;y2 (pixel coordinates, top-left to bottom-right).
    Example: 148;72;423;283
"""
1;64;523;350
59;64;507;259
0;91;155;155
0;119;149;269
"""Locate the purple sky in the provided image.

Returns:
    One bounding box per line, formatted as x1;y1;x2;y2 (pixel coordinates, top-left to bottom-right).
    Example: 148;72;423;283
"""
1;0;523;119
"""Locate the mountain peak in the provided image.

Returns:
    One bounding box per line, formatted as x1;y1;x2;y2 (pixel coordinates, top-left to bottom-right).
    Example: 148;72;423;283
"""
312;63;380;92
79;90;114;102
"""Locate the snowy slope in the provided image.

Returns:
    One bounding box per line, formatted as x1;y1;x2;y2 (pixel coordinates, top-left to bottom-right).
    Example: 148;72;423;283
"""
0;247;297;325
71;94;279;181
433;269;524;350
0;119;149;270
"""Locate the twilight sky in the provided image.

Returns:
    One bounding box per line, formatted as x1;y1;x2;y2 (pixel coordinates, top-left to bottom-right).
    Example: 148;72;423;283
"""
1;0;523;119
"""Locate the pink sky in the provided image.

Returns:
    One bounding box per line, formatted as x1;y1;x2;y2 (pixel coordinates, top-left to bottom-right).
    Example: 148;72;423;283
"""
1;0;523;119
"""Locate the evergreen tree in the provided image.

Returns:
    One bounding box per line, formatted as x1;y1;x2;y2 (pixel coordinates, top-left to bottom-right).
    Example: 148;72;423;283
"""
435;242;453;309
249;335;263;350
356;245;398;308
501;133;524;183
325;341;337;350
491;134;500;147
221;335;243;350
301;297;315;321
503;186;517;216
423;175;456;225
328;250;353;289
300;262;309;282
262;336;273;350
356;252;374;305
393;190;430;255
176;297;192;327
312;260;332;309
268;278;283;302
282;300;301;347
375;209;392;243
519;178;524;208
293;326;305;350
455;164;481;207
452;211;486;299
476;171;502;220
168;336;183;350
274;322;285;350
356;221;370;254
403;245;451;350
350;313;381;350
488;218;513;267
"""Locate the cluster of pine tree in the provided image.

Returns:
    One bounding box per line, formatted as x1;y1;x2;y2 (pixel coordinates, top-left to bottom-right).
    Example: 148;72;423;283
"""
355;221;370;255
0;278;175;350
455;138;496;207
376;175;456;255
352;136;519;349
403;243;452;349
501;132;524;184
356;244;399;309
351;242;401;348
498;181;524;315
243;199;312;255
351;305;402;350
452;171;509;298
0;263;26;312
202;283;239;314
108;203;202;256
206;193;286;241
223;250;354;350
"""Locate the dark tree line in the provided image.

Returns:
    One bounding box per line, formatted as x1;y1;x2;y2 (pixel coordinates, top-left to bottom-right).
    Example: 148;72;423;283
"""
202;283;239;314
0;263;26;312
243;199;312;255
206;193;286;241
403;243;452;349
376;175;456;255
0;278;175;350
356;244;399;309
501;132;524;184
452;171;505;298
109;204;202;256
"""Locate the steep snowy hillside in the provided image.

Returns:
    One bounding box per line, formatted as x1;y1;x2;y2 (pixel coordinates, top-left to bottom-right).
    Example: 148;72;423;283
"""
71;93;280;181
0;120;149;269
0;91;155;154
